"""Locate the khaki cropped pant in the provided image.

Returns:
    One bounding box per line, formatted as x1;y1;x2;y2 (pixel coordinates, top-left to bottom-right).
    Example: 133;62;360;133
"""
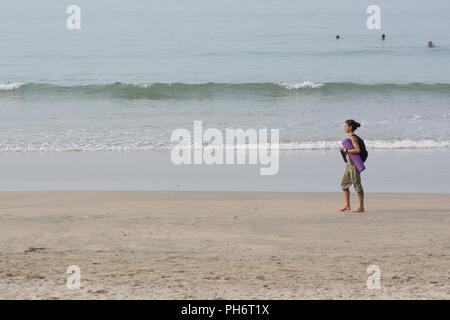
341;156;364;195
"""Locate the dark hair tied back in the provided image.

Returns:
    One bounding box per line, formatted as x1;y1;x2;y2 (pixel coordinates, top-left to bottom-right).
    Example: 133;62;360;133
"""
345;119;361;131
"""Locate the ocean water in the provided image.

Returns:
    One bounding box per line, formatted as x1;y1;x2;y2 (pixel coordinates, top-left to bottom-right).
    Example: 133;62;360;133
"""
1;0;449;152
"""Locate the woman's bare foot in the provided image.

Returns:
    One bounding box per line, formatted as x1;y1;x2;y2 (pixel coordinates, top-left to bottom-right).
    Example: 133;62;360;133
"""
339;205;351;212
351;207;365;213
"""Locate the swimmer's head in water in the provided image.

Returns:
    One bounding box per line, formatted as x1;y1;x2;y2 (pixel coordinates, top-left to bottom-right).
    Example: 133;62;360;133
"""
336;35;340;39
382;34;385;40
344;120;361;133
427;41;434;48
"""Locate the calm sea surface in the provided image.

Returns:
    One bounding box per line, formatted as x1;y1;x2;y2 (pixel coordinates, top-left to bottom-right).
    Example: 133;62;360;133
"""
1;0;449;151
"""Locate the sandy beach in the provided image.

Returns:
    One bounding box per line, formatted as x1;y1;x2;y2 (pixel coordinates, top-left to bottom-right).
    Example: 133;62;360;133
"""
0;191;448;299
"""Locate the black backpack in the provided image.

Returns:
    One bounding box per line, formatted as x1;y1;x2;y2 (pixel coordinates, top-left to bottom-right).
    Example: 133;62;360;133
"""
352;134;368;163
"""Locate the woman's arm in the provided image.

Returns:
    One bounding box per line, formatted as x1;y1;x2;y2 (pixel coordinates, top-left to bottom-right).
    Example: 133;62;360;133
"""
344;136;361;154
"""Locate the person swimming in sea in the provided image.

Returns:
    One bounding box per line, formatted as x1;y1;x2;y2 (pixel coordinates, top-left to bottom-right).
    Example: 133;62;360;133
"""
427;41;435;48
339;119;367;213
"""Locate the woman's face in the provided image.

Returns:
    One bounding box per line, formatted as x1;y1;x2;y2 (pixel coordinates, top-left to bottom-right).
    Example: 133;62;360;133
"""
344;123;351;133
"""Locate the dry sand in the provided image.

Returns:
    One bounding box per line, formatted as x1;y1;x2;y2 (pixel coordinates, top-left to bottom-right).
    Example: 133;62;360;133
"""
0;191;448;299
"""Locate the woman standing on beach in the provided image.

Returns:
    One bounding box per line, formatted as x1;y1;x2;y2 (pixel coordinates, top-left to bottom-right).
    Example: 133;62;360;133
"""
339;120;365;213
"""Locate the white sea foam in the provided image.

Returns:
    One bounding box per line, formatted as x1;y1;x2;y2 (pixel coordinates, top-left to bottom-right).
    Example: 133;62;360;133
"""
279;139;450;150
280;81;324;89
365;139;450;149
0;82;25;91
134;83;153;88
0;139;448;152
